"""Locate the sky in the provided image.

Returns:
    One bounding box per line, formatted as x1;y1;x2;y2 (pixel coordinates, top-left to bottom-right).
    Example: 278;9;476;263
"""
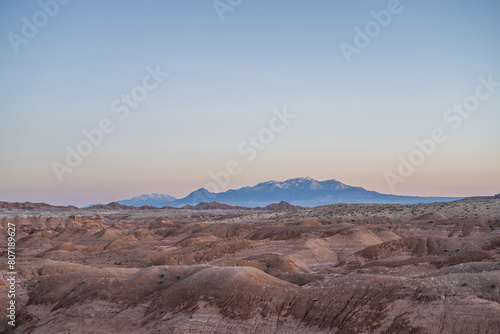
0;0;499;207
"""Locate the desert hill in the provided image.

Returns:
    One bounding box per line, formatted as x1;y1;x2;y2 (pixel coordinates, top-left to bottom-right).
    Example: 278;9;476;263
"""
1;199;499;333
0;201;78;210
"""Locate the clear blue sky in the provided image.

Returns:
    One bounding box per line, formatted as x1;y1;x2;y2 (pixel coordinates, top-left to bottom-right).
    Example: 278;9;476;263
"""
1;0;499;206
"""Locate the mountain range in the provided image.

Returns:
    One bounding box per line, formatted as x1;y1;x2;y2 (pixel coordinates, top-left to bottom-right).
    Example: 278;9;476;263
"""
115;177;462;208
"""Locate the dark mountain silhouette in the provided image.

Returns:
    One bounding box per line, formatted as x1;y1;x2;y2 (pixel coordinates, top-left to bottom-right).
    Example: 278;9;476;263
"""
122;177;462;208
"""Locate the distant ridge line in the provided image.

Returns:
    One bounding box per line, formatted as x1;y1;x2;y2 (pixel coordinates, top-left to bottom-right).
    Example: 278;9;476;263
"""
0;200;301;212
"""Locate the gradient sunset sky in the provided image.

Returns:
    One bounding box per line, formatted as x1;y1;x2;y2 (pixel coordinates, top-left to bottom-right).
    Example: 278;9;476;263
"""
1;0;499;206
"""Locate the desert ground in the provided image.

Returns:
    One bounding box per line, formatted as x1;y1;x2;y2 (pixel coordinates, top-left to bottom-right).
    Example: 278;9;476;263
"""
1;199;500;333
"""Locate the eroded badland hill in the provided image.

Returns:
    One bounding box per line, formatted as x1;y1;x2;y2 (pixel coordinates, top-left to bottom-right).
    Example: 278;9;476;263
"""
1;200;500;333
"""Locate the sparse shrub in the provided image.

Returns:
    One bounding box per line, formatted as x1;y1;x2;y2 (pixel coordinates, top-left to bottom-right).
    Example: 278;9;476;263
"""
159;273;164;278
460;282;468;287
176;275;181;281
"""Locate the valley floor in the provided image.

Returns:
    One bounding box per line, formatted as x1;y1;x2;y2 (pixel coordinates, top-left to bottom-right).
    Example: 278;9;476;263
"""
1;199;500;333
